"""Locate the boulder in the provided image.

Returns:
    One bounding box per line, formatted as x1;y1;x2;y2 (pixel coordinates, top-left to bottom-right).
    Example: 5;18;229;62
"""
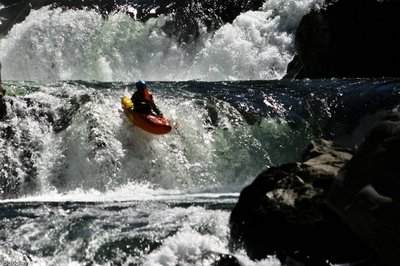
327;112;400;266
229;139;374;265
211;253;240;266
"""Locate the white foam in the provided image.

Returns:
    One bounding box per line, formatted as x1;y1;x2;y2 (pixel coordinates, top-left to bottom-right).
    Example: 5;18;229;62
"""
144;226;227;266
143;222;281;266
189;0;324;80
1;82;309;200
0;0;324;81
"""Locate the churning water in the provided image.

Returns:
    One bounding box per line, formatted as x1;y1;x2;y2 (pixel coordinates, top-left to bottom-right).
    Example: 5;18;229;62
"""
1;0;399;265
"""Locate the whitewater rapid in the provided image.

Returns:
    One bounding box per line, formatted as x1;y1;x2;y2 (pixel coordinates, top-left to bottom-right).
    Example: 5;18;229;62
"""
2;78;398;201
3;1;398;265
0;0;324;81
0;81;301;199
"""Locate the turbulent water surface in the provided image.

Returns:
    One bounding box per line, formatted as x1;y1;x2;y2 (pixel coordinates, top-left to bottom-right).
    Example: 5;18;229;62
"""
1;0;400;265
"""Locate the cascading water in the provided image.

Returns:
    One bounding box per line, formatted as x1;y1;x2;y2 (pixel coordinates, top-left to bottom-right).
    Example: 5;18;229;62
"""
0;0;324;81
1;0;399;265
1;80;318;198
0;78;398;265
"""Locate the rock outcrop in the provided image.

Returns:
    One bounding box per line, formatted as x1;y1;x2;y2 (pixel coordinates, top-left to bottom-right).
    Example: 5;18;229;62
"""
0;62;6;119
229;139;373;265
285;0;400;79
327;112;400;266
230;112;400;265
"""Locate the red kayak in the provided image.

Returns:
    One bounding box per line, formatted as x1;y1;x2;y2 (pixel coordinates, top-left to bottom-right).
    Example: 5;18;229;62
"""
121;96;172;135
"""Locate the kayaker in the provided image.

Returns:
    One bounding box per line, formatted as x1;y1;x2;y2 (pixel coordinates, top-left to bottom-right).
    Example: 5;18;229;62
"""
131;80;163;117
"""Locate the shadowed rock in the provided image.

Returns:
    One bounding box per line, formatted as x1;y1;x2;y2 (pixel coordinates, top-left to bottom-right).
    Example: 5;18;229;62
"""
285;0;400;79
229;139;374;265
0;62;6;119
327;112;400;266
211;253;240;266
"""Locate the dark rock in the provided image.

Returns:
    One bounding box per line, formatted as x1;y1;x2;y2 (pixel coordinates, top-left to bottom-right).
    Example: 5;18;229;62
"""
212;253;240;266
327;112;400;266
282;55;303;80
0;1;31;38
53;94;91;133
229;139;373;265
0;62;6;119
289;0;400;79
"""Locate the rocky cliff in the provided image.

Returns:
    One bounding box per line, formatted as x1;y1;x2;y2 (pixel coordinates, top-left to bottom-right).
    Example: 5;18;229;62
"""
230;113;400;265
285;0;400;79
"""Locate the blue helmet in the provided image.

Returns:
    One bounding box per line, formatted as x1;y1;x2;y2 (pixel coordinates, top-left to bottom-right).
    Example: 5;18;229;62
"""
136;80;147;90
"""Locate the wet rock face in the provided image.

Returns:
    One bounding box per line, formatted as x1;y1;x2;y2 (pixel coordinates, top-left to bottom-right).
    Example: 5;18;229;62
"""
229;139;373;265
286;0;400;79
0;62;6;119
0;93;92;199
327;112;400;266
230;113;400;266
0;98;52;198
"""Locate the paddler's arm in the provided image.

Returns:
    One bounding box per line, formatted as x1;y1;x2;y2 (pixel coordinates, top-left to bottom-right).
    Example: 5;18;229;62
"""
151;98;163;117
